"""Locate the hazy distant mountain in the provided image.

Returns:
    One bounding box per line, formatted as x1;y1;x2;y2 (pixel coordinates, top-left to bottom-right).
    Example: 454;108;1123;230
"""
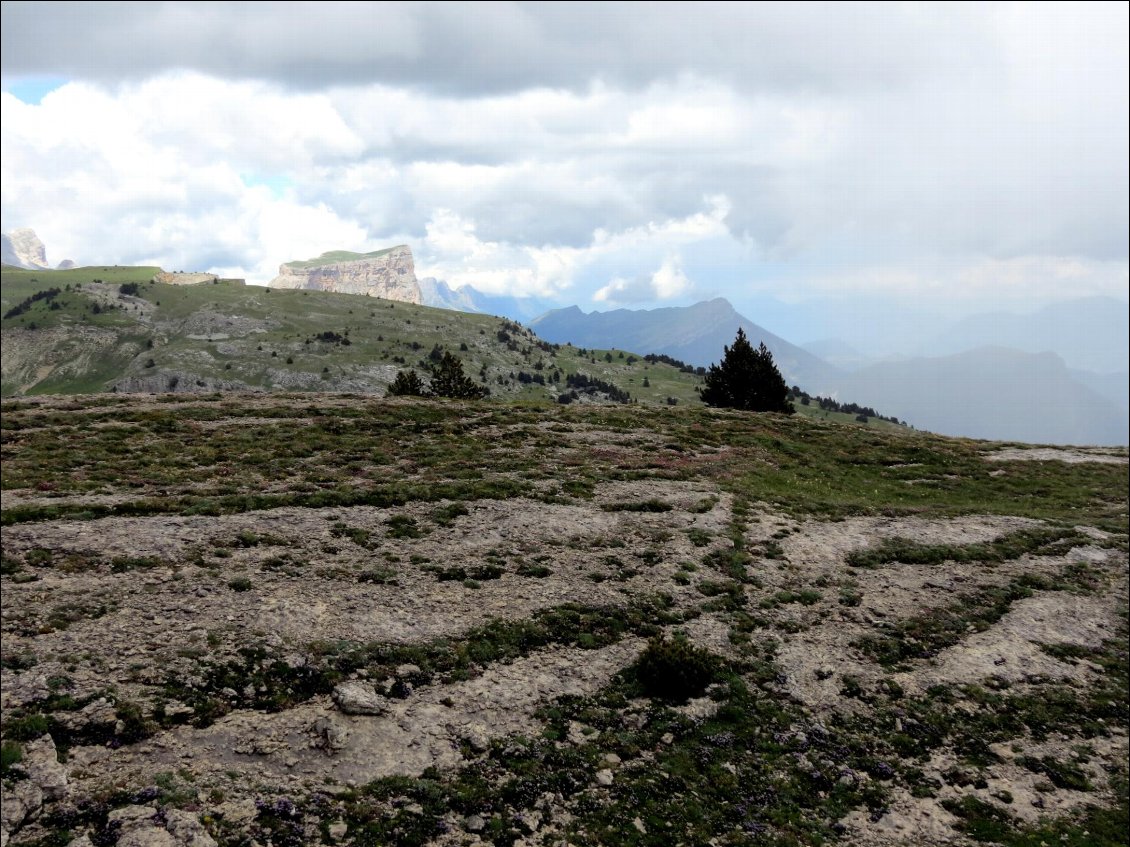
1069;368;1129;415
924;297;1129;374
418;278;553;321
839;346;1127;446
799;338;877;371
2;228;50;269
530;298;841;394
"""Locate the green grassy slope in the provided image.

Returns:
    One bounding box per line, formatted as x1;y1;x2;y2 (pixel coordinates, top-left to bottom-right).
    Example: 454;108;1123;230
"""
1;396;1123;529
0;266;914;432
1;265;161;308
0;268;706;404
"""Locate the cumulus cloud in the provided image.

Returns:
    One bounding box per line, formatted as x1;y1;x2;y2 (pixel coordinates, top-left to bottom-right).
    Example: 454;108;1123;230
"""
0;78;371;280
594;256;693;304
0;2;1126;329
0;3;1000;96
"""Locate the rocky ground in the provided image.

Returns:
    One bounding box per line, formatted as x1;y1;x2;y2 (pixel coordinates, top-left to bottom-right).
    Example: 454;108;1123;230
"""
1;395;1127;847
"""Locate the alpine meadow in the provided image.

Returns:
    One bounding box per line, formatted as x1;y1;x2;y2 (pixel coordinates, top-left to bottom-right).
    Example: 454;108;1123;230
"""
1;267;1126;847
2;3;1128;847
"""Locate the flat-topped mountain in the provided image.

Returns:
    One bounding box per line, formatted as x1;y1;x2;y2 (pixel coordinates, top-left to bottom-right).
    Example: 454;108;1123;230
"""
267;245;422;303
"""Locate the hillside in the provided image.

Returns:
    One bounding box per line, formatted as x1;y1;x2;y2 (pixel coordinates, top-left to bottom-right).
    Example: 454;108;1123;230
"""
0;266;706;406
1;266;913;435
1;394;1126;847
530;298;842;395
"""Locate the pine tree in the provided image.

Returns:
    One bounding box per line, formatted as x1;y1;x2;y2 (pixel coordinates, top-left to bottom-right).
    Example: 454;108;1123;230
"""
429;352;488;399
386;369;427;396
698;328;794;413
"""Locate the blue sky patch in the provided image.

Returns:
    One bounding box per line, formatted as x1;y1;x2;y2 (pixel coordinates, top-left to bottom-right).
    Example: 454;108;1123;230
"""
240;173;294;198
4;76;69;104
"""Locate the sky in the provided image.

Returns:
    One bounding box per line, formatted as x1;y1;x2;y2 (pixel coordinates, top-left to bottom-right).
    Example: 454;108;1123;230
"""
2;1;1127;351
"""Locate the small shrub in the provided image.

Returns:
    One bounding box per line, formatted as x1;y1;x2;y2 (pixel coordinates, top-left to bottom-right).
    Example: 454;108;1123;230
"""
1;742;24;780
686;528;712;547
632;635;721;702
432;503;469;526
1018;755;1093;791
228;576;253;592
110;555;162;573
840;675;866;699
358;569;398;585
387;369;427;397
602;499;672;513
386;515;422;539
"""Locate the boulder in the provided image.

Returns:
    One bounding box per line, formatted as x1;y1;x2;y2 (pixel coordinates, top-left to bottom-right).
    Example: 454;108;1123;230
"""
331;681;388;715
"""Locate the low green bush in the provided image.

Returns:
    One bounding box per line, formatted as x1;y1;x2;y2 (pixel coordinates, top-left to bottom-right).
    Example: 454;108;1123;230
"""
632;634;721;702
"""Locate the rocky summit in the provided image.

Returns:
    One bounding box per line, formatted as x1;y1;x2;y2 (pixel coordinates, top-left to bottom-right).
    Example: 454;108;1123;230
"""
1;229;50;270
267;245;422;303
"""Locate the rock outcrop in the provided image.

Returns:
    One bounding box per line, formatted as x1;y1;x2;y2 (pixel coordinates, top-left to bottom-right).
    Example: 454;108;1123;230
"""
331;681;388;715
1;228;50;269
268;245;422;303
152;271;220;285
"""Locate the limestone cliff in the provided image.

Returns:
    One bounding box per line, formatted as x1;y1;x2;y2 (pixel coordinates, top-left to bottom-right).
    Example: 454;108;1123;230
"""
267;245;422;303
2;228;50;269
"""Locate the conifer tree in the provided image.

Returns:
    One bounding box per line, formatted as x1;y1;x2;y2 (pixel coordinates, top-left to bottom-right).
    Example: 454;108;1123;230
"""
698;328;794;413
429;352;488;399
386;369;427;397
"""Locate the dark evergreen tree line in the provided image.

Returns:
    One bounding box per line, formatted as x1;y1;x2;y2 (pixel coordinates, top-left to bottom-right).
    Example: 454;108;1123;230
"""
4;287;61;319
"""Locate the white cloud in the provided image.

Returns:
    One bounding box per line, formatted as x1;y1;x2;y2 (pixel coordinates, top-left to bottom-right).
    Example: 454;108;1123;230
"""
652;256;692;299
0;78;369;279
411;209;580;297
414;202;725;301
0;4;1125;338
802;255;1129;312
595;255;693;304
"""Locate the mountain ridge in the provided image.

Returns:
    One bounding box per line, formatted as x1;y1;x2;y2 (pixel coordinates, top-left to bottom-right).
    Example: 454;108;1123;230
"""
418;277;553;321
923;295;1129;373
839;345;1128;446
530;297;843;395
